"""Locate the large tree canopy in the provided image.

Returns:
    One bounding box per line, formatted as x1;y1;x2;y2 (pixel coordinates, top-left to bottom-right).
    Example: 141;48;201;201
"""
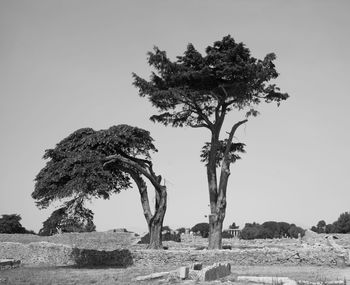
33;125;157;208
133;35;289;249
33;125;167;248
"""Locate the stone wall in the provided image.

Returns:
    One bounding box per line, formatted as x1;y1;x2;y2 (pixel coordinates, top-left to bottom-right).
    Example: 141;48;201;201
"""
133;247;348;267
0;241;133;267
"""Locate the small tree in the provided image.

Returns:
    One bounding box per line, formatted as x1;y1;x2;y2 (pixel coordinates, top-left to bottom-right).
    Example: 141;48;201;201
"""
133;35;288;248
39;197;96;236
33;125;167;249
191;222;209;238
0;214;30;234
334;212;350;233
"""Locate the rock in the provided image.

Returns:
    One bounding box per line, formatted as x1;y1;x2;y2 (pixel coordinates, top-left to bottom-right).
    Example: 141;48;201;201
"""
0;258;21;270
197;262;231;281
135;271;170;281
179;266;189;279
238;276;297;285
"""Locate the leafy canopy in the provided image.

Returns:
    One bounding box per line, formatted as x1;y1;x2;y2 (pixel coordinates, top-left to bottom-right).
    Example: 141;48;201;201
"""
32;125;157;209
133;35;288;130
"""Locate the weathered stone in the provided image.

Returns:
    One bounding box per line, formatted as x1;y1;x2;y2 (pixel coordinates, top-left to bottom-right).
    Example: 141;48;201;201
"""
238;276;297;285
135;271;170;281
0;258;21;270
197;262;231;281
191;262;202;270
179;266;189;279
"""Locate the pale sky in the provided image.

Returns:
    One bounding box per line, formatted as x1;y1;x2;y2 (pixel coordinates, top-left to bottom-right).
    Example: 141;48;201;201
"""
1;0;349;234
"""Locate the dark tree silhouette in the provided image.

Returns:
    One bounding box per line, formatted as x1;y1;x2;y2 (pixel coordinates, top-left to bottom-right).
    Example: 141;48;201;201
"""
133;35;288;248
32;124;166;249
0;214;28;234
39;197;96;236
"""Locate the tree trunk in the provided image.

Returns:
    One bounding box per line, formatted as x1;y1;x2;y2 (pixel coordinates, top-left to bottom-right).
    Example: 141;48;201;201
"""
148;220;162;249
208;214;223;249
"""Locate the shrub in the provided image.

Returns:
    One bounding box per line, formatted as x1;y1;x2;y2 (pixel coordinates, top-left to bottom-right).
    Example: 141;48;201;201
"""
240;221;305;240
191;223;209;238
0;214;34;234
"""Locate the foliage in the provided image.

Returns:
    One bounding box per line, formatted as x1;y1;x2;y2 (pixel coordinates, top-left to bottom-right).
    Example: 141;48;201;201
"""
32;125;157;208
310;212;350;234
176;227;186;234
0;214;33;234
240;221;304;240
39;197;96;236
133;35;288;130
191;223;209;238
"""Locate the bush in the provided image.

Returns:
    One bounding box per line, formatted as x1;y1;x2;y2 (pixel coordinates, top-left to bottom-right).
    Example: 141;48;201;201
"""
0;214;34;234
310;212;350;234
191;223;209;238
240;221;304;240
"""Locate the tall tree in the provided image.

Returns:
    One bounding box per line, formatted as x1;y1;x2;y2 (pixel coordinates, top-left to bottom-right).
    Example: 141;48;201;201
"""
32;124;166;249
133;35;288;249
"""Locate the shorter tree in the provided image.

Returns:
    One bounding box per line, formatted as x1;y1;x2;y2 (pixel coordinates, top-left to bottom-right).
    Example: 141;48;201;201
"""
191;223;209;238
0;214;33;234
39;197;96;236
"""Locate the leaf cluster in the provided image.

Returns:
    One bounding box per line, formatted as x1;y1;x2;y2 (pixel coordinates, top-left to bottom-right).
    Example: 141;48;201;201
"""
133;35;289;129
200;140;245;166
32;125;157;209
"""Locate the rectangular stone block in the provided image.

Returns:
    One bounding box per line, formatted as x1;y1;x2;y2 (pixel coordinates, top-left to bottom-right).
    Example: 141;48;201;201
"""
199;262;231;281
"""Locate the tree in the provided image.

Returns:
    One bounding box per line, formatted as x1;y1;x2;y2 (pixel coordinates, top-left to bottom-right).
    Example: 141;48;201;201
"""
316;220;326;233
133;35;288;248
191;222;209;238
0;214;30;234
334;212;350;233
32;124;167;249
39;197;96;236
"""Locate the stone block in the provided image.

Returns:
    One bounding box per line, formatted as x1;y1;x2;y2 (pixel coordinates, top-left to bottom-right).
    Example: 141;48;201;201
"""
135;271;170;281
0;259;21;270
198;262;231;281
179;266;189;279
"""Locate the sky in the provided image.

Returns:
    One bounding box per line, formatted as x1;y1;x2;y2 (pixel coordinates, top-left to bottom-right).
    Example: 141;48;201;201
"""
0;0;349;234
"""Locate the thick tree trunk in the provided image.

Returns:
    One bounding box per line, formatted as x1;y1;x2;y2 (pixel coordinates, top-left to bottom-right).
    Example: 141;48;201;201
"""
208;214;224;249
207;120;247;249
148;221;162;249
147;185;167;249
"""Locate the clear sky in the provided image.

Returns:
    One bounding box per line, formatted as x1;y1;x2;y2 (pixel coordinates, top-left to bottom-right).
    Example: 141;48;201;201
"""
1;0;349;234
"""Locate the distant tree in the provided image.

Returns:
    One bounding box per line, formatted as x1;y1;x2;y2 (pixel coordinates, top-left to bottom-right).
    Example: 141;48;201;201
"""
133;35;289;249
39;197;96;236
334;212;350;233
176;227;186;234
191;223;210;238
33;125;167;249
316;220;326;233
240;223;263;240
325;223;336;234
0;214;30;234
241;221;304;240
